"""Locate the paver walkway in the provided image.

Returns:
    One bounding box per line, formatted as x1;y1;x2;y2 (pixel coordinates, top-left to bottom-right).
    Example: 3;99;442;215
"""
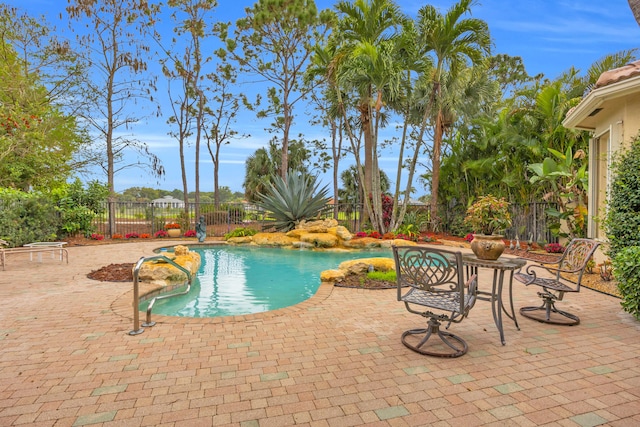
1;241;639;426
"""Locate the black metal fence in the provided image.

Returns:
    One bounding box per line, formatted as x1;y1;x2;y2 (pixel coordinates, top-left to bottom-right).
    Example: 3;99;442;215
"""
91;200;557;243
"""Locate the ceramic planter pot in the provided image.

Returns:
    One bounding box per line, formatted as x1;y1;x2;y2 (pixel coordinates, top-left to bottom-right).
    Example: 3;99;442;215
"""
470;234;506;260
167;229;181;238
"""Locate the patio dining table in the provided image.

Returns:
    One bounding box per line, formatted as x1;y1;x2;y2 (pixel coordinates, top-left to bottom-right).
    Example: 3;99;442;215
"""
463;254;527;345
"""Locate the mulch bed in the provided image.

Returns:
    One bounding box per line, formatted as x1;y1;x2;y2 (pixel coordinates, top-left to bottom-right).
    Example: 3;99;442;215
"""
88;263;134;282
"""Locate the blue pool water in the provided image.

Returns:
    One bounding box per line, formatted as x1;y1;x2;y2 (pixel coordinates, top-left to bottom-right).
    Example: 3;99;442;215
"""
143;246;391;318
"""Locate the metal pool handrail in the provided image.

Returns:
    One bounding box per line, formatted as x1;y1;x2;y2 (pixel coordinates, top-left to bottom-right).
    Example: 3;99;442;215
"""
129;255;193;336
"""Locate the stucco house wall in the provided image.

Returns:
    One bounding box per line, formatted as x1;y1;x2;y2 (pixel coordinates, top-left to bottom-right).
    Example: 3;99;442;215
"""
563;61;640;253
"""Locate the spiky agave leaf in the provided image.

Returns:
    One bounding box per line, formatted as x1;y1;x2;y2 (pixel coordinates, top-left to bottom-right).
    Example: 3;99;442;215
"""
256;172;330;232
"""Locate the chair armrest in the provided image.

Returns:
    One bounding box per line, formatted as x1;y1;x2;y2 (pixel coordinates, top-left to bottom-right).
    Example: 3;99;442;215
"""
465;273;477;294
465;273;478;310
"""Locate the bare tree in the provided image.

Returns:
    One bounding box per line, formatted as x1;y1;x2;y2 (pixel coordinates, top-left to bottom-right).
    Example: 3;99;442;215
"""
66;0;163;236
159;0;217;222
203;58;251;208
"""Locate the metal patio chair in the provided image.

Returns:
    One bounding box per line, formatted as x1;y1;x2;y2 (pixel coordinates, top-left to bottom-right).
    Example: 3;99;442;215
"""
393;245;478;358
515;238;600;326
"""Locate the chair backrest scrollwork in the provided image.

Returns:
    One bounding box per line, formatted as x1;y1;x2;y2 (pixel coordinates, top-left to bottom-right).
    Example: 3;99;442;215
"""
393;246;467;313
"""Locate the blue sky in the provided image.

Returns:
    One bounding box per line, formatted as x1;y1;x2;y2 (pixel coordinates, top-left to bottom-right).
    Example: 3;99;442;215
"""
10;0;640;194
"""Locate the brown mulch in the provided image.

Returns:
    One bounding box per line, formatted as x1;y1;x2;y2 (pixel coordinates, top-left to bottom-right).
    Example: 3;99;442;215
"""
335;276;397;289
88;263;134;282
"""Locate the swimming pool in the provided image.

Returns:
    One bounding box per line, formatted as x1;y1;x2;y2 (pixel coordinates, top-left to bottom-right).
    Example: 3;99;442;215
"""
142;245;390;318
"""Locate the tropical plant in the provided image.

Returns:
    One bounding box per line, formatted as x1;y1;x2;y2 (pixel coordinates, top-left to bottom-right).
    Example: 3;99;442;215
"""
224;227;258;240
332;0;404;233
255;171;330;232
605;135;640;258
527;145;588;238
243;140;311;202
464;195;512;235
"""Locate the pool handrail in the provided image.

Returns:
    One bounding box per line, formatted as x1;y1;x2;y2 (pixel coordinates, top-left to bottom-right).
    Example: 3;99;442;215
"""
129;255;193;336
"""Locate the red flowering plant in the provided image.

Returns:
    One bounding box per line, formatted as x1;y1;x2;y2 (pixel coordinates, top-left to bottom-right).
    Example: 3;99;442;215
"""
154;230;168;238
90;233;104;240
183;229;197;237
125;232;139;239
368;231;382;239
367;193;394;229
355;232;368;238
544;242;565;253
165;223;181;230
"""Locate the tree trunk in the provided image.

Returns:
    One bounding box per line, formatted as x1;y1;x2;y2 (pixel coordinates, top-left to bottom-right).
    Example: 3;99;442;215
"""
629;0;640;25
359;102;372;227
430;110;445;231
194;92;204;222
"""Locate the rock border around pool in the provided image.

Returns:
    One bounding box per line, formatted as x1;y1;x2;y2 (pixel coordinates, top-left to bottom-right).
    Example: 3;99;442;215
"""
226;218;416;251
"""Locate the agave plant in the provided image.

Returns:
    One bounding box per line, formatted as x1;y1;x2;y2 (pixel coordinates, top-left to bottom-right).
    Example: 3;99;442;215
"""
255;172;330;232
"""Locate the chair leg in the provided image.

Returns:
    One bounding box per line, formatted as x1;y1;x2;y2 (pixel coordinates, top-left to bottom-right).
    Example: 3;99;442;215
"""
401;318;468;357
520;291;580;326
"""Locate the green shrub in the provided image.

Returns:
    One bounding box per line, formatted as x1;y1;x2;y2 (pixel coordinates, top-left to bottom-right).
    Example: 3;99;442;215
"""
401;210;429;232
606;135;640;258
612;246;640;320
367;270;396;281
224;227;258;240
0;189;59;246
53;179;109;237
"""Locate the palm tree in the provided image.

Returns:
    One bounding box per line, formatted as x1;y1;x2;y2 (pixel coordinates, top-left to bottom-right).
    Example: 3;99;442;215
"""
333;0;404;232
417;0;491;229
243;140;311;202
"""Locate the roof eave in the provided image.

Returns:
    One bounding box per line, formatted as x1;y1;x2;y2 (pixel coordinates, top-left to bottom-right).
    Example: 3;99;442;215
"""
563;75;640;130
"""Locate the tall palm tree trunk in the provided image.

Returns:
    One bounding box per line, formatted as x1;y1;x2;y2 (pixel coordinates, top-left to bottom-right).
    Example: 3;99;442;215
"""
429;110;445;230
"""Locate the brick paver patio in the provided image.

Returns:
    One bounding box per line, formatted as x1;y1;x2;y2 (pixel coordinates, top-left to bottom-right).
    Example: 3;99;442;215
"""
1;241;639;426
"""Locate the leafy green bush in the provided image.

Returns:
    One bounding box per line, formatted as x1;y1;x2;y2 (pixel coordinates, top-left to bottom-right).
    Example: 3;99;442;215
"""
224;227;258;240
255;172;329;232
612;246;640;320
53;179;108;237
606;135;640;258
401;210;429;232
0;188;59;246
